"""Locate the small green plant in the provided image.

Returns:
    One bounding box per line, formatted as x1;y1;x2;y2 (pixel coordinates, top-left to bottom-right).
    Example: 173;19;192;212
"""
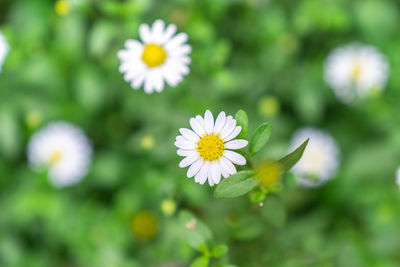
214;109;308;200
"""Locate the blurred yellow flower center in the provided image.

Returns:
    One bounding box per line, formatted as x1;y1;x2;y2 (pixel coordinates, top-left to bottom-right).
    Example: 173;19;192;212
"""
55;0;70;16
258;96;280;117
161;199;177;216
49;151;63;165
255;161;282;189
196;134;224;162
140;135;155;150
25;110;42;129
131;211;158;241
141;44;167;68
351;63;362;82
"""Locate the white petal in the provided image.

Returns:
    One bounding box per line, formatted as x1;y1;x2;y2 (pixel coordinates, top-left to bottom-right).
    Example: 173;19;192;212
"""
125;39;142;50
123;64;145;82
151;19;165;43
131;72;145;89
152;71;164;93
139;23;152;43
179;56;191;64
187;160;203;178
220;165;229;178
162;66;181;87
163;59;190;77
195;162;209;185
177;149;196;157
159;23;177;44
168;44;192;57
224;150;246;166
190;117;205;136
174;140;196;150
195;115;204;128
211;162;222;185
220;116;236;139
179;155;199;168
179;128;199;143
175;135;186;142
219;156;237;175
208;167;214;186
165;32;188;50
204;110;214;133
224;140;248;150
144;73;155;94
224;126;242;142
213;112;226;133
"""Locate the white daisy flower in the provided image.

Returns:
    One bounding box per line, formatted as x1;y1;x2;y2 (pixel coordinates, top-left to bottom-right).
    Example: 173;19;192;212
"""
324;43;389;103
396;167;400;188
175;110;248;186
118;19;191;94
27;122;92;188
290;127;340;188
0;31;9;72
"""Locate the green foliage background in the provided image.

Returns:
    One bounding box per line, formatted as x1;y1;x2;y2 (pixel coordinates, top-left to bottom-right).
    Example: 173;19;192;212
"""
1;0;400;266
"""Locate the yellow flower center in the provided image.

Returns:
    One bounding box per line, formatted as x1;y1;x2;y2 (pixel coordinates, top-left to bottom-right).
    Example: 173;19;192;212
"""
140;135;155;150
49;151;63;165
131;211;159;241
258;96;280;117
161;199;177;217
141;43;167;68
351;63;362;82
255;161;282;189
196;134;225;162
55;0;70;16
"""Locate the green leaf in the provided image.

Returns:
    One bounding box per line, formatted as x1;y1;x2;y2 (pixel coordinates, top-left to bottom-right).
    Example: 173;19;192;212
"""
261;196;286;228
214;171;258;198
0;107;21;160
190;256;210;267
74;65;107;113
249;123;271;155
211;244;228;258
234;109;248;140
233;215;264;241
179;211;213;251
198;243;210;256
88;20;116;58
250;190;267;203
278;138;309;172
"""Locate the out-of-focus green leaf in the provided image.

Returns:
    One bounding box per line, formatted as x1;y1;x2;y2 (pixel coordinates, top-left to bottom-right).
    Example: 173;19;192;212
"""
74;66;107;113
0;107;21;159
261;196;286;228
190;256;210;267
88;21;116;58
250;190;266;203
355;0;398;41
214;171;257;198
211;244;228;258
234;109;248;140
233;215;264;241
278;139;309;172
249;123;271;155
179;211;213;251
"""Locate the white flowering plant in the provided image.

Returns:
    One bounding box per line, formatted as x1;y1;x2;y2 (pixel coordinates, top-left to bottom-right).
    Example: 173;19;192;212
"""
176;109;309;200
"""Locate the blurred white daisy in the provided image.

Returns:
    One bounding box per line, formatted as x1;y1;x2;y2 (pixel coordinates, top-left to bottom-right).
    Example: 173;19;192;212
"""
175;110;248;186
27;122;92;187
118;19;191;94
0;31;9;72
290;127;340;188
396;167;400;188
324;43;389;103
